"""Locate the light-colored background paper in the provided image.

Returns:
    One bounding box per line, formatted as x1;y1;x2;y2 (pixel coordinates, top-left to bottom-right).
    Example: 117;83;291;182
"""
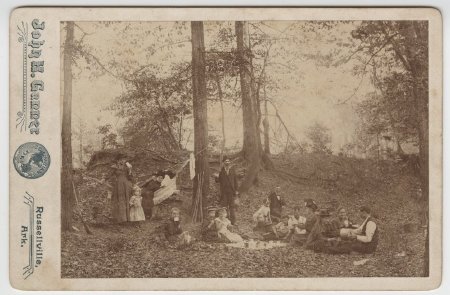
7;5;443;292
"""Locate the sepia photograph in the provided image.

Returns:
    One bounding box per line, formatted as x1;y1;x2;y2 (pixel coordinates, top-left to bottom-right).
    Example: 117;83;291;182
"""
59;19;430;279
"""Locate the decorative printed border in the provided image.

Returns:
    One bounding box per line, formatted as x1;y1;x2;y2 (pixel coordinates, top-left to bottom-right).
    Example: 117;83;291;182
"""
13;142;51;179
23;192;34;279
16;22;28;132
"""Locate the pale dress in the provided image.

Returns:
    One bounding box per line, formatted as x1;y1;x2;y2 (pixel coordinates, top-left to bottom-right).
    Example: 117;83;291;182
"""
215;217;243;243
288;215;307;234
153;175;179;205
129;195;145;222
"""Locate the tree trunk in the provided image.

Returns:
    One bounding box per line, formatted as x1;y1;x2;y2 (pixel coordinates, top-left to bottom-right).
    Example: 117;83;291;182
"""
79;119;83;167
404;21;429;276
61;21;75;231
396;138;405;156
376;132;381;163
178;114;183;148
235;21;261;192
214;74;226;167
191;21;209;221
263;85;270;154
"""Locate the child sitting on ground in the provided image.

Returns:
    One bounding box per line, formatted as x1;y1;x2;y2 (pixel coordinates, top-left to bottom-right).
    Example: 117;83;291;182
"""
201;206;219;242
129;185;145;223
215;208;244;243
164;207;192;248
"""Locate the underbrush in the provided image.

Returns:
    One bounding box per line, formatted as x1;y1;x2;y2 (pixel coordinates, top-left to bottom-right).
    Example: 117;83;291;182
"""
63;152;426;278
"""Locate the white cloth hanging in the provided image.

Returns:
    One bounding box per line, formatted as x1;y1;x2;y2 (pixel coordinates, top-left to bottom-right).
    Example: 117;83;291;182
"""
189;153;195;180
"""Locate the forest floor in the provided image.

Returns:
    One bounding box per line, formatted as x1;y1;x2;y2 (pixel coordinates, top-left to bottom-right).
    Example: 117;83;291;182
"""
62;153;427;278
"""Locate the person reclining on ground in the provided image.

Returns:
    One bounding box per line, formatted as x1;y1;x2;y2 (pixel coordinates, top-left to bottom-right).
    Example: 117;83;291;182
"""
215;207;243;243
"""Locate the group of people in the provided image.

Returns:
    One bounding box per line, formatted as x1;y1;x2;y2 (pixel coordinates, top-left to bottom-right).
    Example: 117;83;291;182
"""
108;157;378;255
109;159;177;224
251;194;379;255
199;179;378;255
206;155;379;254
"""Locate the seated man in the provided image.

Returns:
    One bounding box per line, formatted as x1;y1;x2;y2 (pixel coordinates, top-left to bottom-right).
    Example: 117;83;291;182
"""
327;206;379;255
305;209;339;253
335;206;359;239
201;206;219;242
336;207;356;228
253;198;272;233
164;207;192;247
346;206;378;254
304;198;319;233
323;215;342;239
268;187;285;223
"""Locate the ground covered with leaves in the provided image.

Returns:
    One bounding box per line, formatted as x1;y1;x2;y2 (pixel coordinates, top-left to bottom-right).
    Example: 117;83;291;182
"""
62;153;427;278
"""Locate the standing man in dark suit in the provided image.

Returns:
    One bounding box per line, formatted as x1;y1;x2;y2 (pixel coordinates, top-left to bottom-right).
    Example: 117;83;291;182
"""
217;156;239;225
268;186;285;223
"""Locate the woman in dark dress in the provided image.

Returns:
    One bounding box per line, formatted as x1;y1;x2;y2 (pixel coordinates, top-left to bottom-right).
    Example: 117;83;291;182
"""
110;159;133;223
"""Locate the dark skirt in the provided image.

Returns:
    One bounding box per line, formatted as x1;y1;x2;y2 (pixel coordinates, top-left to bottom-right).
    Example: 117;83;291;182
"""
111;174;132;223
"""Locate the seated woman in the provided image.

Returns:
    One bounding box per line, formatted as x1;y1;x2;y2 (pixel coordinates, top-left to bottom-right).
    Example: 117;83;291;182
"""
215;208;244;243
263;215;290;240
154;170;180;205
286;206;308;245
201;206;219;242
164;207;192;247
252;198;272;233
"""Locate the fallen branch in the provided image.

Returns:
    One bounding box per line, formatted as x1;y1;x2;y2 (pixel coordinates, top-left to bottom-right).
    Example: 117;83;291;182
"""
83;176;113;189
138;147;179;164
71;180;93;235
273;169;309;182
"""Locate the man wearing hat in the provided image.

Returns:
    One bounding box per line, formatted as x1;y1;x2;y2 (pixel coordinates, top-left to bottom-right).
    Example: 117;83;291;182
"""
305;208;338;252
217;156;239;225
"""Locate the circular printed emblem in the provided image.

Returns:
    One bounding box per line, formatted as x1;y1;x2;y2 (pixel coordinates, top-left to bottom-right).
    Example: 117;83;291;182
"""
13;142;51;179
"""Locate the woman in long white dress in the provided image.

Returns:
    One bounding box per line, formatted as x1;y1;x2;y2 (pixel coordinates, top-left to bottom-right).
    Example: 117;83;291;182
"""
153;171;180;205
215;208;243;243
